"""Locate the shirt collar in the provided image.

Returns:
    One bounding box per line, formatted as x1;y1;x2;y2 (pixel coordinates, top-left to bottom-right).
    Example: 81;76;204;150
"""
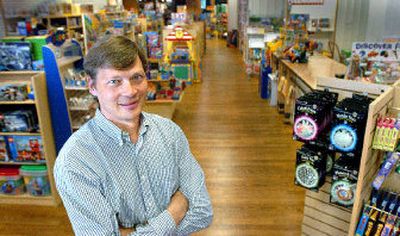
93;109;150;145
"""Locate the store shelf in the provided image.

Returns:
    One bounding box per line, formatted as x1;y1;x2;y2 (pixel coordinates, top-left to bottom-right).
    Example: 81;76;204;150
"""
57;56;83;67
69;106;91;111
47;14;82;19
147;79;171;82
146;99;178;104
0;161;45;166
68;26;83;30
64;86;88;91
0;71;38;75
0;100;35;105
0;194;55;206
0;132;41;136
148;58;161;63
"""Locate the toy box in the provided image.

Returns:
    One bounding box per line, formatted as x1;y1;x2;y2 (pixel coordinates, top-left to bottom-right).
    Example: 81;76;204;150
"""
7;136;45;163
20;165;50;196
0;83;30;101
2;110;38;132
0;167;25;195
0;136;9;162
0;42;33;71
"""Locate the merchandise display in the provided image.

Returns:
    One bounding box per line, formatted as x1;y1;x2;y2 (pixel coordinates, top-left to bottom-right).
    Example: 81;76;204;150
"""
372;151;400;191
372;116;400;152
355;189;400;236
346;42;400;84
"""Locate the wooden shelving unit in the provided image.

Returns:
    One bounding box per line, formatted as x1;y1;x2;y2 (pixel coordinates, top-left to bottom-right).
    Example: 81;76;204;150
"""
43;39;92;153
0;72;60;206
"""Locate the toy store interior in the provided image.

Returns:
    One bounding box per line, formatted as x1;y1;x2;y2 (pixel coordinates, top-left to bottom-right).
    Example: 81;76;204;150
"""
0;0;400;235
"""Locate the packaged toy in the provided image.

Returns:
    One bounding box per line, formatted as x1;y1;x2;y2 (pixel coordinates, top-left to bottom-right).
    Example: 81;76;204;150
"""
7;136;44;163
0;136;8;162
0;167;25;195
20;165;51;196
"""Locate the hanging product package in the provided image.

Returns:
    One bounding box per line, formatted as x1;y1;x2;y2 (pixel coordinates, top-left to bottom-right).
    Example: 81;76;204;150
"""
330;155;360;207
293;90;338;142
329;94;372;156
295;144;327;191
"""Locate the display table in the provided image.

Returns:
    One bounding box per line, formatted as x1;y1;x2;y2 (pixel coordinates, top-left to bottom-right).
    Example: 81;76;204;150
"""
272;53;347;123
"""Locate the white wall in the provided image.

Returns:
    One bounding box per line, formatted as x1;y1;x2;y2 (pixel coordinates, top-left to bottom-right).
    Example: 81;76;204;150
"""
228;0;238;31
248;0;284;18
365;0;400;41
335;0;369;51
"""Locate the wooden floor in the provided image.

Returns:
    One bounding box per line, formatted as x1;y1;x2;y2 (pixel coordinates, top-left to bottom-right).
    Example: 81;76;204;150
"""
0;39;305;235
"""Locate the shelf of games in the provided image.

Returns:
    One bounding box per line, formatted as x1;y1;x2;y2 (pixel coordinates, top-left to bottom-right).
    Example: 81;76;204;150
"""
0;71;60;206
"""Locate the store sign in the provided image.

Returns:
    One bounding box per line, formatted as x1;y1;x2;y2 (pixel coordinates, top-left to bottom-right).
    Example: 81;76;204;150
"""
352;42;400;61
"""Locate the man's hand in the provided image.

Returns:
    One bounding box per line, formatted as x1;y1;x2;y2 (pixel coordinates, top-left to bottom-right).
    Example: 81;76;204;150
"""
120;227;134;236
167;190;189;226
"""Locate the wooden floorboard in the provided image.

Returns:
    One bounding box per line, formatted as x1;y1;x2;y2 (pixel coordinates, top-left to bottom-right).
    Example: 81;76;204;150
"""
0;39;305;235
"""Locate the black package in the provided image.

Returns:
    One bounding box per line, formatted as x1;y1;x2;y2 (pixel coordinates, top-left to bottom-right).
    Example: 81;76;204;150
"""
330;155;360;207
295;144;327;191
329;94;372;156
2;110;38;132
293;90;338;142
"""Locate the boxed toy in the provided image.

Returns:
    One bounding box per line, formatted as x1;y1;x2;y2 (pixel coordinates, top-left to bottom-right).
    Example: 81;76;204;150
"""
7;136;45;163
0;136;9;162
2;110;38;132
295;144;327;191
0;42;33;71
0;167;25;195
330;155;359;207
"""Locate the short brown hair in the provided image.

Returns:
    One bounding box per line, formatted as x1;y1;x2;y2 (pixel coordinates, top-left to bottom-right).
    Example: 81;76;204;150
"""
83;35;147;80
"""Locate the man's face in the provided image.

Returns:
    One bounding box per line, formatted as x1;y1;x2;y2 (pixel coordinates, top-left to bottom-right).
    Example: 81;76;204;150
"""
89;58;148;125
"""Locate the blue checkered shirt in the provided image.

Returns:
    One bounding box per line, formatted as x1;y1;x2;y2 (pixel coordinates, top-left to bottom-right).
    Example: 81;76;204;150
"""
54;110;213;235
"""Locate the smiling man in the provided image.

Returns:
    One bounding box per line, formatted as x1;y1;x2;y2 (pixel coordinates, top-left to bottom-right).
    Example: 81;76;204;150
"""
54;36;213;236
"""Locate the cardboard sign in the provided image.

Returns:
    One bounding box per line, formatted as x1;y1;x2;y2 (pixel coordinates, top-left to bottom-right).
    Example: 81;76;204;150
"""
352;42;400;61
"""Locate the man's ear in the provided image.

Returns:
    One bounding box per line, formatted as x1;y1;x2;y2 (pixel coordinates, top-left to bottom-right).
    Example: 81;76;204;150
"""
88;77;98;97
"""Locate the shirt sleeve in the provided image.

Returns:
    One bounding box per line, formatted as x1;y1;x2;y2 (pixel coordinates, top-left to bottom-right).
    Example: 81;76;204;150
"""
54;155;120;236
174;126;214;235
131;210;176;235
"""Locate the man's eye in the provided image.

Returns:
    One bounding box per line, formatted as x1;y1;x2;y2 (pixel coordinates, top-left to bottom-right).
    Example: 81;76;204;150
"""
133;74;145;81
108;79;119;85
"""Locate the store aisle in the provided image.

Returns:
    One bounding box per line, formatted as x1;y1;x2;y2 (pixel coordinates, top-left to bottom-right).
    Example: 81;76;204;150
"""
0;39;304;236
174;39;305;235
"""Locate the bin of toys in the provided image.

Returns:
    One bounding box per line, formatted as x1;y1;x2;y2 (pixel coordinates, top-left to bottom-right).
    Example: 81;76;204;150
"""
0;167;25;195
20;165;51;196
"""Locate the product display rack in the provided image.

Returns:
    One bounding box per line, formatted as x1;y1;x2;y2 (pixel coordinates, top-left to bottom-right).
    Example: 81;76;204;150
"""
0;71;59;206
299;78;398;236
43;39;90;154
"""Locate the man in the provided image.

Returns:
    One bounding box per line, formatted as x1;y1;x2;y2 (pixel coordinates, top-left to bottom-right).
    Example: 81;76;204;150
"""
54;35;213;235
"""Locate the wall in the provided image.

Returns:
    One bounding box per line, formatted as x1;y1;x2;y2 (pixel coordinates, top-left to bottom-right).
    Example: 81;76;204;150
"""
228;0;238;31
290;0;336;22
248;0;284;18
365;0;400;41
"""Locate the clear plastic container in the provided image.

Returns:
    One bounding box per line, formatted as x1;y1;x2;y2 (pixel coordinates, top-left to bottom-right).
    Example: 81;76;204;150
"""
0;167;25;195
20;165;51;196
